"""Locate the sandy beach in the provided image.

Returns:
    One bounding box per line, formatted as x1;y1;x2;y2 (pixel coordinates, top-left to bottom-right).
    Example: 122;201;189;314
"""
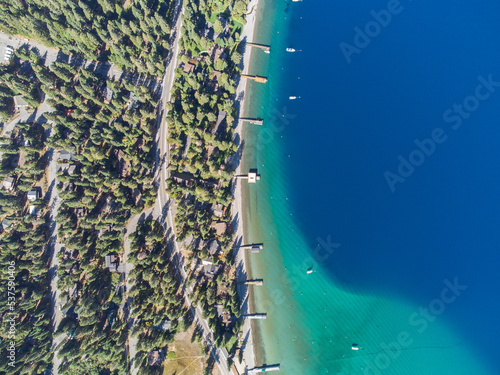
232;0;262;372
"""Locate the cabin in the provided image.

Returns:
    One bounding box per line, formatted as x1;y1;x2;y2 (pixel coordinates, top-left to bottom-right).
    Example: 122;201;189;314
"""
1;219;12;231
202;259;220;278
2;177;14;190
58;150;75;162
212;110;226;135
182;62;196;74
211;202;224;218
211;221;227;236
27;189;39;202
101;85;114;104
171;172;196;188
104;254;125;273
207;239;221;256
148;350;164;367
153;319;172;331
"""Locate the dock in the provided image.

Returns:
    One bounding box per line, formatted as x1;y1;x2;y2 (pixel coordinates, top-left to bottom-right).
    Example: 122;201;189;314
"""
246;42;271;52
241;74;268;83
248;364;281;374
240;243;263;253
245;279;264;286
240;118;264;125
235;169;261;183
244;313;267;320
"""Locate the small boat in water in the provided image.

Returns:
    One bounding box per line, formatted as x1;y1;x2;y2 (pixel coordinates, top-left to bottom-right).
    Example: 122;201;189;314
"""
264;50;270;54
352;344;360;350
289;96;298;100
286;48;296;52
307;268;314;274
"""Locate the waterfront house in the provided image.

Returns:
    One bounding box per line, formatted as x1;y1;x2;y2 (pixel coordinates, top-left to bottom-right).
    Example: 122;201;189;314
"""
211;202;224;218
211;221;227;236
202;259;220;278
207;239;221;256
212;110;226;135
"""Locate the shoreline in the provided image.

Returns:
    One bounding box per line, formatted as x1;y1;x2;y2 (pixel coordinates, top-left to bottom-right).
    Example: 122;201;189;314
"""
233;0;262;371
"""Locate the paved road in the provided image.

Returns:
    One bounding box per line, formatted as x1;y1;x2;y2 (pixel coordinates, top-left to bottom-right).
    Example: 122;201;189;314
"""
147;2;235;373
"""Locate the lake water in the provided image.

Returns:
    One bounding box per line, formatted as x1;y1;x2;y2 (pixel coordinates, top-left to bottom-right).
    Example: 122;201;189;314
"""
242;0;500;373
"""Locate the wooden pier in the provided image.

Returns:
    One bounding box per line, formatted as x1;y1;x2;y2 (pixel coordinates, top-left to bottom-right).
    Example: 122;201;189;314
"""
246;42;271;52
245;279;264;286
244;313;267;320
248;364;281;374
240;118;264;125
240;243;263;253
241;74;268;83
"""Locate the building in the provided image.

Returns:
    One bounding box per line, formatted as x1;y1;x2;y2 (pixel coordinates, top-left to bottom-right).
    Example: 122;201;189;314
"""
148;350;164;367
207;239;221;256
104;254;125;273
101;85;114;103
248;170;261;183
202;259;220;278
211;202;224;218
1;219;12;231
212;110;226;135
211;221;227;236
182;62;195;74
58;150;75;161
2;177;14;190
29;205;36;215
13;95;29;112
153;319;172;331
27;189;39;202
171;172;196;188
57;163;69;173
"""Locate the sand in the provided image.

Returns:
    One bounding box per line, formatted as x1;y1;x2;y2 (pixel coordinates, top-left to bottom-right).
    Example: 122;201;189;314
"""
232;0;262;372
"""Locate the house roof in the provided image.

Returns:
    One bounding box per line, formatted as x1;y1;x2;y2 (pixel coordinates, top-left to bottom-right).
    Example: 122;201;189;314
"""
1;219;11;229
212;203;224;218
183;62;195;74
2;177;14;188
211;221;227;236
58;150;74;160
207;239;220;255
105;255;117;268
204;263;220;278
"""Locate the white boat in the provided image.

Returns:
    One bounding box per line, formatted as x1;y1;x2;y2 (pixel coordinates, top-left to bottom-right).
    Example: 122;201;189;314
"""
264;50;270;54
306;268;313;274
286;48;296;52
289;96;297;100
352;344;360;350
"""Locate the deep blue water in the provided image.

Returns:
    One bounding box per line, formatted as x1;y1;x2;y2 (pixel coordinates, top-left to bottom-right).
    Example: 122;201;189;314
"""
275;0;500;371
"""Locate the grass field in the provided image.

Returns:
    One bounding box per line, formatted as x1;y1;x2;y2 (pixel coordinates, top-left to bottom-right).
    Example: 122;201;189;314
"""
163;325;222;375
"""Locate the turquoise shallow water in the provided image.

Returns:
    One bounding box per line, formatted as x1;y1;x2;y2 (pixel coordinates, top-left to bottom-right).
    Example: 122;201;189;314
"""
242;0;500;374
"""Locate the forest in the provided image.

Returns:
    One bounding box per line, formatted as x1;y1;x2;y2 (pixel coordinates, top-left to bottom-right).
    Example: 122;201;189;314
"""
165;0;249;363
0;117;53;374
0;0;175;76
